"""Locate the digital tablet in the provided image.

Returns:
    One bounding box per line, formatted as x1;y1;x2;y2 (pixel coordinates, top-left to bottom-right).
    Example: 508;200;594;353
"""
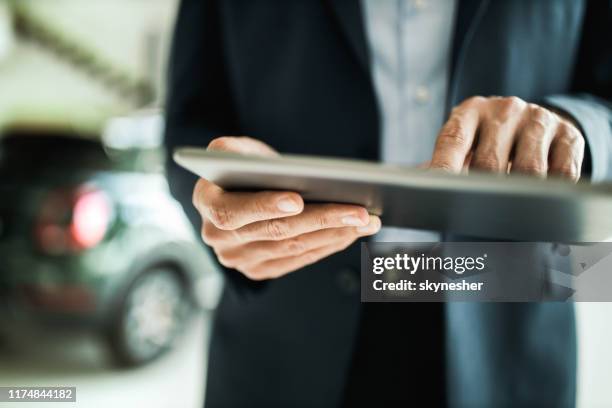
173;147;612;242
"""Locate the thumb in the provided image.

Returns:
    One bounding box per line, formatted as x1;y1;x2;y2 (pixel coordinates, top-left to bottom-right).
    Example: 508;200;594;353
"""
207;136;279;157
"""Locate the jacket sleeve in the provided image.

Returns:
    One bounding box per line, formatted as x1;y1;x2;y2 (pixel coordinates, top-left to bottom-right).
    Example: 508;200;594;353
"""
164;0;266;295
544;0;612;182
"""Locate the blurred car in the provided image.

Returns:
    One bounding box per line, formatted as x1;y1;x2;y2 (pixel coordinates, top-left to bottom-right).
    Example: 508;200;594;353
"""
0;114;220;367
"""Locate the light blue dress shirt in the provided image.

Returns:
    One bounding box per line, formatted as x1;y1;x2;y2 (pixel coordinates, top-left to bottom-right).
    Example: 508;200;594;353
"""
361;0;457;242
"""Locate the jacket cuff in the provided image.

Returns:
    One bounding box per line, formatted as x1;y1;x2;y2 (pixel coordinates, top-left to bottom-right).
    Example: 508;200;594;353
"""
544;94;612;183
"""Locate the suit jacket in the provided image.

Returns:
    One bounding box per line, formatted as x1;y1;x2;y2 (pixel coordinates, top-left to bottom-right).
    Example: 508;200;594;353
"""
164;0;612;406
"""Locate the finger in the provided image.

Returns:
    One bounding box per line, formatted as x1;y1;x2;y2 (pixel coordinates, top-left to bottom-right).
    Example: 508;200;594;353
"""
207;136;278;156
511;105;557;178
548;122;585;182
234;203;371;242
193;178;303;230
430;97;483;173
218;215;381;267
470;99;524;173
240;220;379;280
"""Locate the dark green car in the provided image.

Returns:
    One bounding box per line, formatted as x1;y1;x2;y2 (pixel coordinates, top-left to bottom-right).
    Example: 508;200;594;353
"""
0;122;220;367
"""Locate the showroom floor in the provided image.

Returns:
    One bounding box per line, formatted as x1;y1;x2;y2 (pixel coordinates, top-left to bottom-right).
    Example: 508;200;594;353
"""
0;313;210;408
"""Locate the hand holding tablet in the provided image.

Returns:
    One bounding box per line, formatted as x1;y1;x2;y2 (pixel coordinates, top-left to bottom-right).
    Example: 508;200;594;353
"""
189;137;381;281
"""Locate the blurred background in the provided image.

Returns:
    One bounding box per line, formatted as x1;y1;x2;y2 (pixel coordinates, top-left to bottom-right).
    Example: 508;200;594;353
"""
0;1;609;407
0;1;221;407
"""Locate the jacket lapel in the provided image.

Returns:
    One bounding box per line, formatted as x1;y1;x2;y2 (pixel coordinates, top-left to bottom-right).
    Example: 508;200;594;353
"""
325;0;370;74
326;0;490;106
448;0;490;106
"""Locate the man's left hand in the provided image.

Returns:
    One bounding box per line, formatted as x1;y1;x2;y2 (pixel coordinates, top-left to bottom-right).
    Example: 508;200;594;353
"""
430;96;585;181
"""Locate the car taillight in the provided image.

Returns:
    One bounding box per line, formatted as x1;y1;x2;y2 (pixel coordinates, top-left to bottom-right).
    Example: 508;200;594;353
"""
70;190;112;249
35;187;112;254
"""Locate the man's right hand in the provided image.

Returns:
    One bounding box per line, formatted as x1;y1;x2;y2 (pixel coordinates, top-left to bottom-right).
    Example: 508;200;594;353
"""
192;136;381;281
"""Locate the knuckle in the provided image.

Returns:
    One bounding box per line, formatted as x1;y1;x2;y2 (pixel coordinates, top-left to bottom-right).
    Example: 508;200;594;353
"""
526;103;544;114
502;96;525;109
522;130;545;147
556;132;577;149
285;237;307;255
471;154;502;171
206;199;234;229
555;163;579;181
264;218;290;240
496;97;525;121
202;219;230;246
463;95;486;106
536;107;554;123
214;248;236;268
527;106;554;131
485;118;507;130
558;123;583;145
438;119;470;148
431;160;456;172
239;266;270;281
514;161;547;175
524;119;547;137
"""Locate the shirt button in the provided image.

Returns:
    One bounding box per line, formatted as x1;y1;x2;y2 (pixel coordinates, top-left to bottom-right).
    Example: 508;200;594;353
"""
415;85;431;104
337;267;359;294
413;0;427;11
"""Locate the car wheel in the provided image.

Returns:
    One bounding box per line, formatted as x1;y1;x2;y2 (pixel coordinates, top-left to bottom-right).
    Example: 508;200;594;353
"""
108;267;191;367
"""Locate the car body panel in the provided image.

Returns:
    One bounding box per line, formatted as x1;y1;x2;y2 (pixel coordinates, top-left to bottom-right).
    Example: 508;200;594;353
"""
0;134;221;343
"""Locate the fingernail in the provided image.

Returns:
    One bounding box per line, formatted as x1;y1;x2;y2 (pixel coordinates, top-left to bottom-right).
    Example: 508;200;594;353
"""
342;215;367;226
277;198;301;213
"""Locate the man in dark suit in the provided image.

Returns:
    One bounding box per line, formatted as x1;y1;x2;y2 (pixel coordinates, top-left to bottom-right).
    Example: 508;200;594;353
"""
164;0;611;406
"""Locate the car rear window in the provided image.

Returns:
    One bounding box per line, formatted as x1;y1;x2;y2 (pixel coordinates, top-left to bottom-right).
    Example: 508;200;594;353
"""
0;131;112;172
